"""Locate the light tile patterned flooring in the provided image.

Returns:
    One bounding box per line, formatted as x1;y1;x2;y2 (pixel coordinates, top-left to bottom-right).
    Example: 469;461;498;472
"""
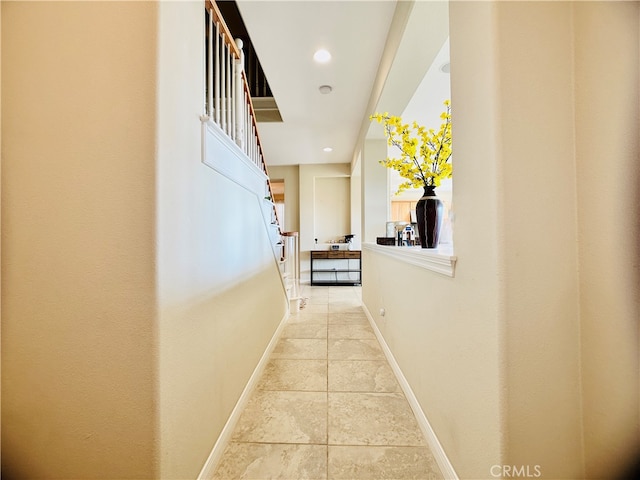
213;286;443;480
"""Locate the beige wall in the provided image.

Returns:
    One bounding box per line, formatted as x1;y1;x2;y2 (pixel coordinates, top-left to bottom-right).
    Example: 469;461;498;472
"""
363;1;640;479
0;0;3;455
281;152;363;259
496;3;583;476
362;139;389;242
268;165;300;233
298;163;350;281
269;163;360;282
1;2;159;478
350;161;362;250
314;177;350;244
362;252;504;476
364;4;504;478
155;2;288;478
574;2;640;477
2;1;289;479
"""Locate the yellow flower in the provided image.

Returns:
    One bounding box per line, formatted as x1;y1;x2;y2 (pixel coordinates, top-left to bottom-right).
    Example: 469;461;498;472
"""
370;101;453;193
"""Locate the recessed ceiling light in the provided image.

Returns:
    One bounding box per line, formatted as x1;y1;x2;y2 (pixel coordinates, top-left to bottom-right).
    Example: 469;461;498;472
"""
319;85;332;94
323;147;333;152
440;62;451;74
313;49;332;63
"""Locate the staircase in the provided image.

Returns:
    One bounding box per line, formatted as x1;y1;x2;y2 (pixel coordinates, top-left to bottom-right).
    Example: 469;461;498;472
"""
204;0;298;308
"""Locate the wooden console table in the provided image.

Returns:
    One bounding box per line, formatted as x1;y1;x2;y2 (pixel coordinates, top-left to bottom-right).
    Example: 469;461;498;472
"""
310;250;362;286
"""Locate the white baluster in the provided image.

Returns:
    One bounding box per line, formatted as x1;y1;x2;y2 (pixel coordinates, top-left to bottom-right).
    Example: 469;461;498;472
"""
232;61;236;141
242;101;246;154
230;47;235;141
254;129;259;167
214;21;221;125
248;132;251;161
223;44;228;135
246;103;251;157
207;13;213;118
253;126;257;166
250;123;254;163
226;45;232;136
234;38;245;149
249;121;253;161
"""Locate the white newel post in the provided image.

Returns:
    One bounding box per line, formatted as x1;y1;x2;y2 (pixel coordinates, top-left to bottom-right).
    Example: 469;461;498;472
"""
234;38;245;150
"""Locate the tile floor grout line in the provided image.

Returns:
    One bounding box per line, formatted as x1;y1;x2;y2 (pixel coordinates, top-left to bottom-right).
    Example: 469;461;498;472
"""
326;290;330;479
258;389;328;393
327;443;432;448
231;440;329;446
229;440;430;448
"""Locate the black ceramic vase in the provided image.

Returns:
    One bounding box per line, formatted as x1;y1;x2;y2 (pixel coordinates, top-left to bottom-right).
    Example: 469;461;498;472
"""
415;185;444;248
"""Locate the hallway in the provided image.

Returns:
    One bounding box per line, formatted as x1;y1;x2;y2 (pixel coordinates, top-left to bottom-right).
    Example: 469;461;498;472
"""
212;286;443;480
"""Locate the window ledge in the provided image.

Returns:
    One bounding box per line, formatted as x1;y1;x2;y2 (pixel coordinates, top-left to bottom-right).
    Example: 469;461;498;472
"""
362;243;457;277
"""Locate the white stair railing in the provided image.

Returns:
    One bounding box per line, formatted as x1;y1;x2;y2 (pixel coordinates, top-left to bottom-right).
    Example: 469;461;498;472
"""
204;0;281;230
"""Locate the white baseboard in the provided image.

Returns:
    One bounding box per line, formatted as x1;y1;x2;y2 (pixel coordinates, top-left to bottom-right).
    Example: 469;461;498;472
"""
197;309;290;480
362;304;459;480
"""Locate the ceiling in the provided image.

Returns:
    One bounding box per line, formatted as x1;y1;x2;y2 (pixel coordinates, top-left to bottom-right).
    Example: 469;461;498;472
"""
234;0;450;168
